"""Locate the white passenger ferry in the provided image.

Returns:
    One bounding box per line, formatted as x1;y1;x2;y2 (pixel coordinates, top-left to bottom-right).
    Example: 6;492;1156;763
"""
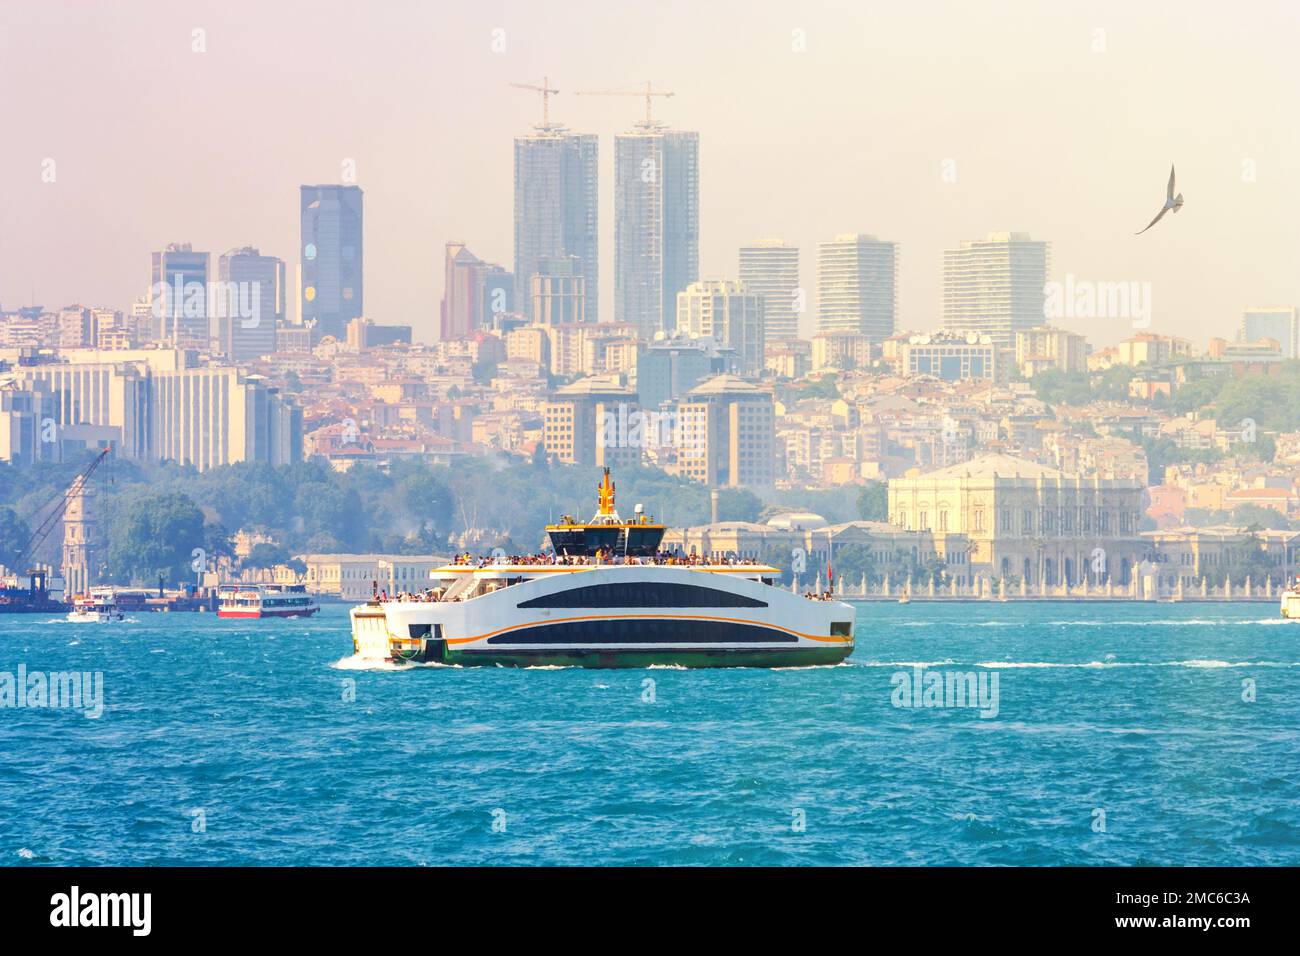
67;587;125;623
350;470;856;667
218;583;320;619
1282;576;1300;620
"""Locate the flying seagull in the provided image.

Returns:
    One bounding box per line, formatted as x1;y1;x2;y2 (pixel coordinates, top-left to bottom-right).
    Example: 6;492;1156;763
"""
1135;164;1184;235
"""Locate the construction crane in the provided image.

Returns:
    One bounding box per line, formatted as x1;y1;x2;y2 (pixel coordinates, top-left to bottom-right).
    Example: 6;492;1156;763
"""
574;80;675;128
508;76;561;131
11;447;110;572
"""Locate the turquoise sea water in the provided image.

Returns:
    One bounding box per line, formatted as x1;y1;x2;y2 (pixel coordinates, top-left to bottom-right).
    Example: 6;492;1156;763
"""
1;602;1297;866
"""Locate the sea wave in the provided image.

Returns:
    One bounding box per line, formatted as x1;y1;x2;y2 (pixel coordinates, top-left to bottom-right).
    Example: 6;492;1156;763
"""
855;660;959;668
1049;618;1291;627
972;659;1297;669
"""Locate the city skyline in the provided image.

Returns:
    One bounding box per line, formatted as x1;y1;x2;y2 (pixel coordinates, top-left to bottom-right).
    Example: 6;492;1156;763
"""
1;0;1297;347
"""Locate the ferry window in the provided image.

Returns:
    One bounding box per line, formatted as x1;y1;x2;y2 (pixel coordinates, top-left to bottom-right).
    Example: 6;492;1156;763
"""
487;619;796;645
409;624;432;638
517;582;768;609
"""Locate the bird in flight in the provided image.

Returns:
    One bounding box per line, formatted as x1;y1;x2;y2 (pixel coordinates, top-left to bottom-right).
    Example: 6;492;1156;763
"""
1135;164;1184;235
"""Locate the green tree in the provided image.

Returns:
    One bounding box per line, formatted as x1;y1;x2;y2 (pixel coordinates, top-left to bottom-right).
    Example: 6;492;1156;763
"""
203;522;235;566
395;465;453;537
1170;377;1224;415
105;491;205;586
857;482;888;521
1211;365;1300;431
717;488;763;523
1094;365;1136;402
1138;435;1222;486
1223;530;1278;586
800;374;841;400
243;542;291;569
305;531;344;553
1031;369;1091;406
759;542;797;584
831;543;878;585
1230;504;1291;531
0;506;32;571
1184;507;1230;527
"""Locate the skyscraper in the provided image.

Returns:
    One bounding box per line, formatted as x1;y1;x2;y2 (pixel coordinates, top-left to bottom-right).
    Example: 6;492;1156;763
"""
636;336;736;411
1240;306;1299;357
216;247;282;363
675;279;766;376
675;374;774;488
739;239;800;341
150;243;210;347
942;232;1049;347
514;126;598;322
440;242;513;339
614;126;699;339
543;377;641;469
816;234;897;340
300;184;363;340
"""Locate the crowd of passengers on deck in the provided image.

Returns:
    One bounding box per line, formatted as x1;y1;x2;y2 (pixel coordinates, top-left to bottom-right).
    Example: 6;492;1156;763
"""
370;545;842;604
448;549;765;568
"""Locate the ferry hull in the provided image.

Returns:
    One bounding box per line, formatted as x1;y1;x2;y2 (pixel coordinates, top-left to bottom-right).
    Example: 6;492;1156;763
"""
430;645;852;668
218;607;320;619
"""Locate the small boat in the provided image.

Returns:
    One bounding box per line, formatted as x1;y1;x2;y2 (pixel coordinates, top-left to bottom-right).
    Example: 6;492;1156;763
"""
218;583;320;619
67;587;125;623
1282;576;1300;620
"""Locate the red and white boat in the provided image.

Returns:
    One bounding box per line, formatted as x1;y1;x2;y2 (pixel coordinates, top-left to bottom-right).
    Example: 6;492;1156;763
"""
218;584;320;619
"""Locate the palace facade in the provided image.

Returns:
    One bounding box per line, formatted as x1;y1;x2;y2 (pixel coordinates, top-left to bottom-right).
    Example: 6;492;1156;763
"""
888;454;1146;586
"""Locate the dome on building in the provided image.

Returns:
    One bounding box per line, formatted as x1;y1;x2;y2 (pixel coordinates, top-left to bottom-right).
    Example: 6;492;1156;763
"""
766;512;828;531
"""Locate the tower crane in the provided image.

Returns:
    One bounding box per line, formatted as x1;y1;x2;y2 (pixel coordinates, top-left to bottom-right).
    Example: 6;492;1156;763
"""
573;80;675;128
508;76;562;131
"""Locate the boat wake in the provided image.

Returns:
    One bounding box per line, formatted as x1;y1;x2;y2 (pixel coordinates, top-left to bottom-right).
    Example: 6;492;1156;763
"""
894;618;1291;628
1047;618;1291;628
859;658;1297;669
330;654;462;671
854;659;958;668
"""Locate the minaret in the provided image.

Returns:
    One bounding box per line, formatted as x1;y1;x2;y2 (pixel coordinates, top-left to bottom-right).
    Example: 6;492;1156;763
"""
61;477;97;597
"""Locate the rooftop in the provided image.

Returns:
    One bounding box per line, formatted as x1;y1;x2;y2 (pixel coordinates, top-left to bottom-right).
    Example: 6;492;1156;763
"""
918;453;1066;481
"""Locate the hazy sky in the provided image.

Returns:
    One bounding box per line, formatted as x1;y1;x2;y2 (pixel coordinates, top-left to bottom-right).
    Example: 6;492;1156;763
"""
2;0;1297;346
